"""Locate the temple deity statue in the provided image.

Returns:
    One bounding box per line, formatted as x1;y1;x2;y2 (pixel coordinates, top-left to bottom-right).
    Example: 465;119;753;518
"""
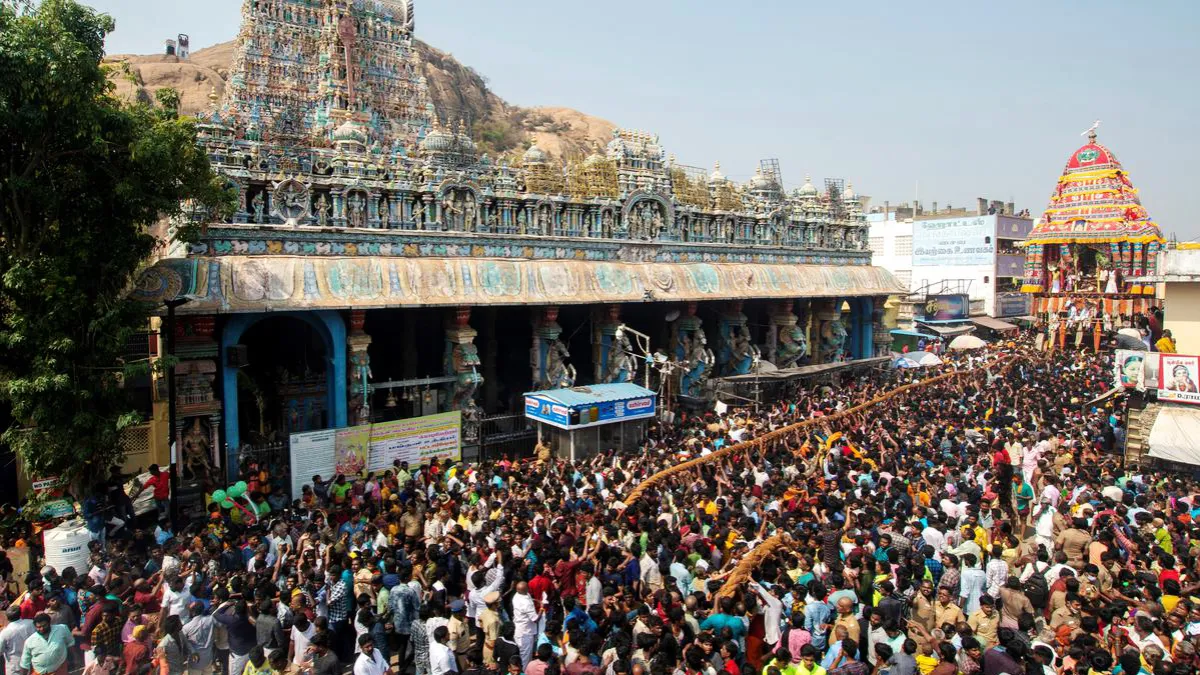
447;342;482;409
820;318;848;362
347;192;367;227
462;196;476;232
628;207;643;240
251;191;265;223
776;324;807;369
182;418;214;480
601;210;614;237
728;325;760;374
440;194;459;230
678;333;714;398
315;194;329;226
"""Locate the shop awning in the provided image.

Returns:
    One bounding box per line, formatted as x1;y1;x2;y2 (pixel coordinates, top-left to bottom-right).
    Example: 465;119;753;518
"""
915;321;976;337
890;329;938;339
969;316;1019;332
524;383;657;430
1147;405;1200;465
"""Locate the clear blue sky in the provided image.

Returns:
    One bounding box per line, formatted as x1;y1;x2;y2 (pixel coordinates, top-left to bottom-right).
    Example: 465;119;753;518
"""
91;0;1200;238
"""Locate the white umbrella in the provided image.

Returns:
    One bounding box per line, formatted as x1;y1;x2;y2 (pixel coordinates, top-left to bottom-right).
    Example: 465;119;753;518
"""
916;352;943;366
948;334;986;351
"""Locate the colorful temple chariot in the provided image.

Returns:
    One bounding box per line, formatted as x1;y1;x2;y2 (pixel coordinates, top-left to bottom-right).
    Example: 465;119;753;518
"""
134;0;904;480
1021;128;1165;348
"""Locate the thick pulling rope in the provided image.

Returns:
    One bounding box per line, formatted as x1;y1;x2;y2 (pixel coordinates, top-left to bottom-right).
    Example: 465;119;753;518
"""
626;356;1016;505
702;356;1027;599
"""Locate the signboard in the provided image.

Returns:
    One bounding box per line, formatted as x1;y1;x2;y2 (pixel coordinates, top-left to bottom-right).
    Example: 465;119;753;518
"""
912;216;995;266
1114;350;1146;390
525;397;569;427
920;294;970;321
32;477;63;492
1158;354;1200;405
995;293;1031;318
288;411;462;497
525;393;657;430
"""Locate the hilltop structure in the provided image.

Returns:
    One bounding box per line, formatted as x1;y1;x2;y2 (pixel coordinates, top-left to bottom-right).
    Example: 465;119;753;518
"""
133;0;904;478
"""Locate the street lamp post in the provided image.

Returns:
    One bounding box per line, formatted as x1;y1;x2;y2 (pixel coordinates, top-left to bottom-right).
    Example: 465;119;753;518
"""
614;324;653;390
162;297;190;530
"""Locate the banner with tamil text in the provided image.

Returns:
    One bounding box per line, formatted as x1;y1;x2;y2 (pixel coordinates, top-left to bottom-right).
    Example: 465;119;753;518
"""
289;411;462;497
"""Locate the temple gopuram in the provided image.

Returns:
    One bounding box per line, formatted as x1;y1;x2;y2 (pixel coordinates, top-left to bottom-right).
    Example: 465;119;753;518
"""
133;0;904;478
1020;128;1165;350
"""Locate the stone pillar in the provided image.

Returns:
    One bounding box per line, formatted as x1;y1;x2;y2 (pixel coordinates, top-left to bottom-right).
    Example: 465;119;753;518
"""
482;308;499;412
672;302;712;398
531;306;574;390
768;300;806;369
367;191;382;228
717;300;757;376
388;194;401;228
813;299;846;364
173;315;222;483
443;307;481;410
594;304;625;383
332;191;347;227
347;309;372;426
872;296;890;358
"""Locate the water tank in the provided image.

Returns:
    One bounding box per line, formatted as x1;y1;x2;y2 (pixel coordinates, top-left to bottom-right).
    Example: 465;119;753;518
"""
43;520;92;577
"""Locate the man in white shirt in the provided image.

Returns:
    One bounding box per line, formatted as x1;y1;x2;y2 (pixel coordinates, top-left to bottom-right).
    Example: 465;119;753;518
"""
467;567;504;627
161;575;194;621
639;550;662;593
750;582;783;649
354;635;389;675
428;626;458;675
584;564;603;608
511;582;540;666
0;608;34;675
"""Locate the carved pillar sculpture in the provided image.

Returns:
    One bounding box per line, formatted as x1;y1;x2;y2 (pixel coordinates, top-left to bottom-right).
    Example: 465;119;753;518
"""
717;300;758;376
173;315;221;482
443;307;482;411
672;302;713;398
768;300;806;369
594;305;630;384
347;309;372;426
813;299;847;364
531;306;575;390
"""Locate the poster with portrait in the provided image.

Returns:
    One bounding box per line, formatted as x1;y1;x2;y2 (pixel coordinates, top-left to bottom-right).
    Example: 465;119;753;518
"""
1113;350;1146;390
1158;354;1200;405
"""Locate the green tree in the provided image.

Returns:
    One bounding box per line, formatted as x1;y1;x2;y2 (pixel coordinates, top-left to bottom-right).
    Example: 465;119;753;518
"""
0;0;232;485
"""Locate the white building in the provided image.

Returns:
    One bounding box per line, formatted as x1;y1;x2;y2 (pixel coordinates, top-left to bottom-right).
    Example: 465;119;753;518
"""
868;210;1032;318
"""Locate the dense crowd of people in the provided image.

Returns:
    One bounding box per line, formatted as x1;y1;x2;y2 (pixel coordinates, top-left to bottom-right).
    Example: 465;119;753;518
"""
2;339;1194;675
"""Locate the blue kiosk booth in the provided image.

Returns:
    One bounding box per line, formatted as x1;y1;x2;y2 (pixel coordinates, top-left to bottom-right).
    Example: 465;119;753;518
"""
523;383;658;461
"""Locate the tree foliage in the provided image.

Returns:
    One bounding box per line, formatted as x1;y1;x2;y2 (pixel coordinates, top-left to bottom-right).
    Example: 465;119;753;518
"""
0;0;232;484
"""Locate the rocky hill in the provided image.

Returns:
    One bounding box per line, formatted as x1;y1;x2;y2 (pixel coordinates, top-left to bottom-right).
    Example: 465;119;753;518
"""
104;39;615;161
